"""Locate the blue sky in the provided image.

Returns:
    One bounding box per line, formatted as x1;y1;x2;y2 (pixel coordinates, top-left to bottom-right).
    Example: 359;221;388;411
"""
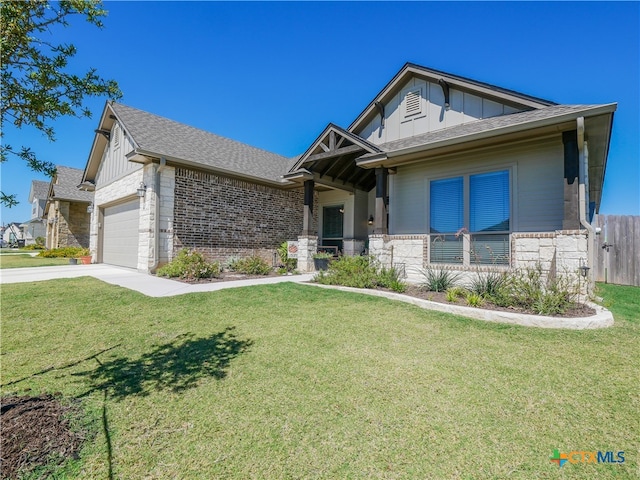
2;1;638;224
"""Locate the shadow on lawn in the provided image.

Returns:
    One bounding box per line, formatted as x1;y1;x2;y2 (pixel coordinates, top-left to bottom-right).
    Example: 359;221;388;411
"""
75;327;252;400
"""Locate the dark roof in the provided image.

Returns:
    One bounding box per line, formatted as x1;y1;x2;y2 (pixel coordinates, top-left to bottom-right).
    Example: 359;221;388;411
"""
111;103;290;183
361;104;614;157
51;166;93;202
30;180;49;200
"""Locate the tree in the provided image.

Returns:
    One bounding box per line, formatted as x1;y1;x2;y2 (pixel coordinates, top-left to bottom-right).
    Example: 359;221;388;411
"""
0;0;121;207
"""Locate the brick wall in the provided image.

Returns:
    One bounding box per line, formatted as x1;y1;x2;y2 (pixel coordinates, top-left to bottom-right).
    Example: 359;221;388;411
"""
173;168;305;262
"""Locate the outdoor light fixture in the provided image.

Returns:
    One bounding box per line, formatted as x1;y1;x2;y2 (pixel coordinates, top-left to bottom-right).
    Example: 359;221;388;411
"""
579;258;590;278
136;182;147;198
368;215;374;225
87;203;94;213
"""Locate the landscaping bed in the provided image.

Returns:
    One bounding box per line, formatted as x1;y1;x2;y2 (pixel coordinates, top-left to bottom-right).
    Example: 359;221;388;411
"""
395;285;596;318
171;270;284;284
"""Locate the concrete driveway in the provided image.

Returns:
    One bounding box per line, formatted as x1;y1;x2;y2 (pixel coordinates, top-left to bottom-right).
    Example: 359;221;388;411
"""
0;264;314;298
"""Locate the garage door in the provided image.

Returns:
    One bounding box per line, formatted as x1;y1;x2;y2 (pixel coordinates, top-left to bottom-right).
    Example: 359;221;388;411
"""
103;199;140;268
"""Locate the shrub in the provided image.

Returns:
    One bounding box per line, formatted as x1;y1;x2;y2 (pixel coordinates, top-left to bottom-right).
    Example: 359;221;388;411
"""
445;286;467;303
38;247;89;258
419;266;461;292
315;256;407;292
35;236;45;246
227;256;272;275
316;255;378;288
157;249;221;280
465;292;484;307
23;243;45;250
468;270;509;300
494;265;578;316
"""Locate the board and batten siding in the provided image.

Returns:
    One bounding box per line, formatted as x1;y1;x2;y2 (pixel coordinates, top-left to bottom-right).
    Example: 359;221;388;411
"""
357;76;523;146
389;135;565;234
95;122;142;187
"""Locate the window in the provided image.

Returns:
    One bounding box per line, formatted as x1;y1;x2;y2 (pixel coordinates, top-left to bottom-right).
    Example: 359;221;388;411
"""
429;169;510;265
430;177;463;263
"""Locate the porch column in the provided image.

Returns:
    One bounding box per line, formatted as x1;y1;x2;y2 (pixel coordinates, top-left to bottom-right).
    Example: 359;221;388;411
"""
298;179;317;272
374;167;388;234
302;179;315;236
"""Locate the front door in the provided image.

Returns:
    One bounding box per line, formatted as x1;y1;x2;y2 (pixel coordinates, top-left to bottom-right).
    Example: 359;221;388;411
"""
322;205;344;253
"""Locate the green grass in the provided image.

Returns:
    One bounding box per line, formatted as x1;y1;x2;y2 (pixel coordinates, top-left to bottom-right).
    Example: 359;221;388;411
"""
1;279;638;479
0;254;72;269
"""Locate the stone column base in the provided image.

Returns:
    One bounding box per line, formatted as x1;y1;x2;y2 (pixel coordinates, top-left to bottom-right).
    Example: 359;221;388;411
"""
297;235;318;273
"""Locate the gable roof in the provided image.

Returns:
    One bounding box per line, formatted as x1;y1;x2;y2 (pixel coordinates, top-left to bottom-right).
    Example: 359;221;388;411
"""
84;102;291;185
49;166;93;203
348;62;557;136
357;103;617;164
29;180;50;202
289;123;381;173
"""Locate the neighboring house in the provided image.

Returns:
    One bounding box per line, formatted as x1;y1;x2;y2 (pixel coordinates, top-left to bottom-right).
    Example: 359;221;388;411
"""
20;180;49;245
45;166;93;249
81;63;615;294
2;222;24;247
81;103;307;270
285;63;615;294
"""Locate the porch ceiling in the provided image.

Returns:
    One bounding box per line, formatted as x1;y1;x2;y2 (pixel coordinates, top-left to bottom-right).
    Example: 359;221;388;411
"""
304;149;376;191
288;123;379;191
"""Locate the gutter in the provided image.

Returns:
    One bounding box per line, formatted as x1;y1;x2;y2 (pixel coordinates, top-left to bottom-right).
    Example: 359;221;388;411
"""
126;149;293;188
577;116;595;285
149;157;166;274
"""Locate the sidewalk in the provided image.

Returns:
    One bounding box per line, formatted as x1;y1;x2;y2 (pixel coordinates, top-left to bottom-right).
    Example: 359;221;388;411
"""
0;264;314;298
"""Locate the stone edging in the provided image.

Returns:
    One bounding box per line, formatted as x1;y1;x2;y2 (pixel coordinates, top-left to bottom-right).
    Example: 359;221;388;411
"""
303;283;614;330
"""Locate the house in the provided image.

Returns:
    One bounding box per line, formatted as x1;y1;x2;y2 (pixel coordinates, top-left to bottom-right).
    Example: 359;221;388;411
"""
81;63;615;294
45;166;93;249
20;180;49;245
81;103;306;270
285;63;615;294
2;222;24;247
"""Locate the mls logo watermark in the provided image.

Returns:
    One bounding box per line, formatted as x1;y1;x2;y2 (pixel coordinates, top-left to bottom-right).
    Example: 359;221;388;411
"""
550;449;624;467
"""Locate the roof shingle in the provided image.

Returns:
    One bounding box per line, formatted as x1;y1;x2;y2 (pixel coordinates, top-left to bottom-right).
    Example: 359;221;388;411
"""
51;166;93;202
111;103;290;183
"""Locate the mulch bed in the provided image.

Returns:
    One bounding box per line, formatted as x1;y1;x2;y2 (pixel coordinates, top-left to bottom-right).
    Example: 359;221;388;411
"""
1;394;87;479
389;285;596;318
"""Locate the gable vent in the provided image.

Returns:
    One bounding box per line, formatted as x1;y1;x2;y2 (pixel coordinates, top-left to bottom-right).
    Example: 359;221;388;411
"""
404;88;422;117
112;123;120;148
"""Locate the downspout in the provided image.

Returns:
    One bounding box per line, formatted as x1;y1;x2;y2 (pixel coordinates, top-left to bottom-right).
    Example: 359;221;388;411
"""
577;117;595;288
150;157;166;273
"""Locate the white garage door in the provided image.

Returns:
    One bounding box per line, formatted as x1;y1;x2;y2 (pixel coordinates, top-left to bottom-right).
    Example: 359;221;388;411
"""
103;200;140;268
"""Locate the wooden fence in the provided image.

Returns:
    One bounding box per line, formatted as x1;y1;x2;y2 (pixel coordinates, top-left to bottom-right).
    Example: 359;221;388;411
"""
594;215;640;287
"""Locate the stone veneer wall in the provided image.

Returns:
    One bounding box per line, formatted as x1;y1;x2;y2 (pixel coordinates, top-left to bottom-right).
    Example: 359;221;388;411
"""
48;200;90;248
63;202;91;248
173;168;304;263
90;164;174;271
369;230;592;295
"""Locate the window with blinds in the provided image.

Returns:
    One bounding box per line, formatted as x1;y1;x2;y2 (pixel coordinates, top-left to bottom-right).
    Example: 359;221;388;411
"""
430;177;463;263
429;169;510;265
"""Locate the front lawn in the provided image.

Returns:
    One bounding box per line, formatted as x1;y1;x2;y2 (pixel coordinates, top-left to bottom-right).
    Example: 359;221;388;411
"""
1;279;637;478
0;254;72;269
